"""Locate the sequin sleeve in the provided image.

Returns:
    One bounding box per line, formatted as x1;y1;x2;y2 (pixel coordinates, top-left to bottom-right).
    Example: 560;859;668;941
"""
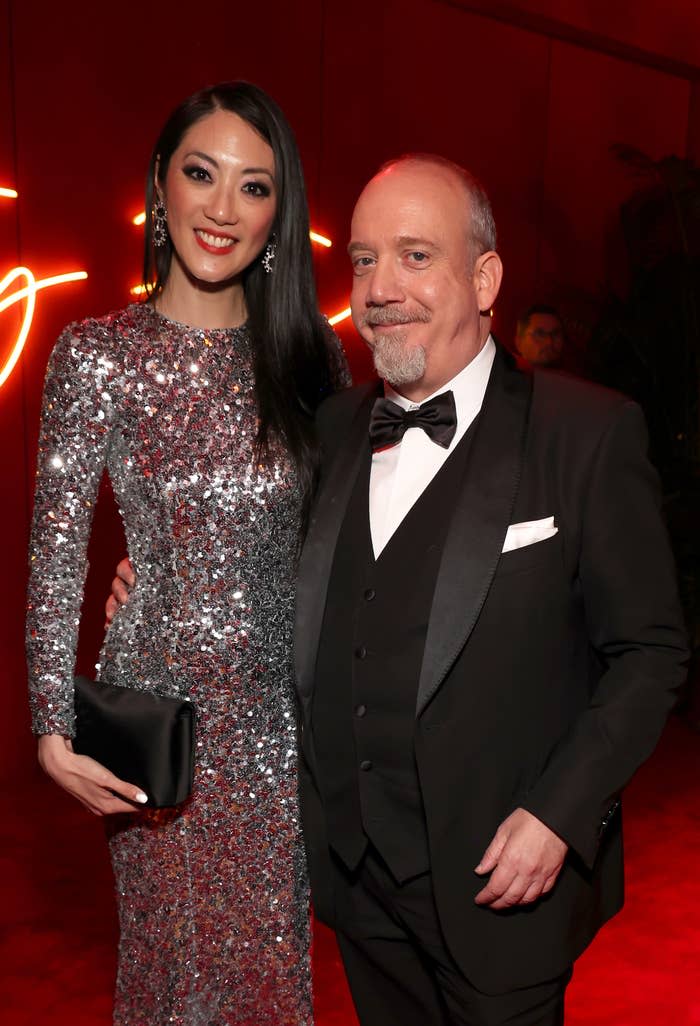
26;323;117;736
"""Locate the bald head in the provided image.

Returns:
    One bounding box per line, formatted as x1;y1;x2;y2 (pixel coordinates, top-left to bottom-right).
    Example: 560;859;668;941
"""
375;153;497;262
348;158;503;400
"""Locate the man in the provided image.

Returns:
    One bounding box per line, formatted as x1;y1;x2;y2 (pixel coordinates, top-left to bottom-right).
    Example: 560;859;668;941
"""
514;304;565;368
110;155;686;1024
293;154;687;1024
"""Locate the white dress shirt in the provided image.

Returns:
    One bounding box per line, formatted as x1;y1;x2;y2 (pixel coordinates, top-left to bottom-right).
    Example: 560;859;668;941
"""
369;336;496;558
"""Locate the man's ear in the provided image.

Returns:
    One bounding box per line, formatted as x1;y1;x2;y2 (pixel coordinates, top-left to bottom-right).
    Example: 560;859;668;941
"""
473;251;503;312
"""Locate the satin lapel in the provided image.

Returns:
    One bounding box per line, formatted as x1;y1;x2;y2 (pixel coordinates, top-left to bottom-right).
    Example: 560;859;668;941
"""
415;348;533;716
294;384;380;702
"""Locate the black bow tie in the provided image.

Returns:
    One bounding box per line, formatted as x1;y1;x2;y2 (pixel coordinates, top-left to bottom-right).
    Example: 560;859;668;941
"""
369;390;458;451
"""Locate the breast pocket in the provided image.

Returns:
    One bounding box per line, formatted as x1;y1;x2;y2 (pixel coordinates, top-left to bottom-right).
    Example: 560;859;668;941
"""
494;531;563;578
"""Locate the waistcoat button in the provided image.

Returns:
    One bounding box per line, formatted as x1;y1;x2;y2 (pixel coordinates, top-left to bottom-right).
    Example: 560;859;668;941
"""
360;760;373;771
364;588;376;601
355;704;367;717
355;645;367;659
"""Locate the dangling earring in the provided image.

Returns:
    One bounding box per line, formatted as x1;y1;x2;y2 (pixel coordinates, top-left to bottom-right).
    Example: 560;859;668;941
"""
153;197;168;247
262;235;276;274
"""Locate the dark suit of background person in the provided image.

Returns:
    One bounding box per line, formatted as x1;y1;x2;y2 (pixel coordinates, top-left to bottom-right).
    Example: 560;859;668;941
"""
294;157;688;1026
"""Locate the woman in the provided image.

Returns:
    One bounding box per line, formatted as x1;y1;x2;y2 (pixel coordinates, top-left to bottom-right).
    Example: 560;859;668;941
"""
26;82;347;1025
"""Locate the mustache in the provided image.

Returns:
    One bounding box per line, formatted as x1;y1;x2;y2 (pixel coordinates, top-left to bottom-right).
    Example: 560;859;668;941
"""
362;306;432;327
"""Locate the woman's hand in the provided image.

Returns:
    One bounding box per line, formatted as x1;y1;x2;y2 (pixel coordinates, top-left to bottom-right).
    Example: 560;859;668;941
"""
105;557;135;626
38;733;148;815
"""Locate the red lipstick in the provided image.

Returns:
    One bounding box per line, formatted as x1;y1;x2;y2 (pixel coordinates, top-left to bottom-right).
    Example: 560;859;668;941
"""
194;229;237;255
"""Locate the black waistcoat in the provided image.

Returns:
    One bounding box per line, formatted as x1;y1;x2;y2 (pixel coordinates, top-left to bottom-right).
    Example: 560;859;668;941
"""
311;424;476;882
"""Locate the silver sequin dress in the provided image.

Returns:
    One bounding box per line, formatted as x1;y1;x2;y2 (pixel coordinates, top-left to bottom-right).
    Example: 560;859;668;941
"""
26;302;328;1025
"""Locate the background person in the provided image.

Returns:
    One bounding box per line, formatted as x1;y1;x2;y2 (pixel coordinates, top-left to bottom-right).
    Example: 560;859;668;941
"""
514;303;591;378
514;303;566;368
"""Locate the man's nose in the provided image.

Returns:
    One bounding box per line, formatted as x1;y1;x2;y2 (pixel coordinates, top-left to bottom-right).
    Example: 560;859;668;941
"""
362;257;403;305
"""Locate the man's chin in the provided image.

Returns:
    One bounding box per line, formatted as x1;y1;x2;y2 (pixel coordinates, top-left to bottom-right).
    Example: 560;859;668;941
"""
371;340;427;386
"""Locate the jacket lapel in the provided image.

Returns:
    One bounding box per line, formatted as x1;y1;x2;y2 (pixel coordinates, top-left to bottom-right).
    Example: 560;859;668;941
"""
294;384;379;704
415;347;533;715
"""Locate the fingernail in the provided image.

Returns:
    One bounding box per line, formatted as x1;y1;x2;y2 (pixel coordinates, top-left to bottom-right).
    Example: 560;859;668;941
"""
135;792;148;804
474;863;483;873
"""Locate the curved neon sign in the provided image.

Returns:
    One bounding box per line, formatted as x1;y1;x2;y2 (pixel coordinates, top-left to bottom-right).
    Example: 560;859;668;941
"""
0;266;36;387
0;268;89;388
0;187;88;389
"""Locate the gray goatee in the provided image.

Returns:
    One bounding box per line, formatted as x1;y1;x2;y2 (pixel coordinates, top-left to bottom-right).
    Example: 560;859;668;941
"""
363;306;430;386
371;332;427;386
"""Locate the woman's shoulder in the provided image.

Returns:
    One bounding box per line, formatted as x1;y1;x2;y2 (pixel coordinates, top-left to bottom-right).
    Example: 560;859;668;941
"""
58;303;153;350
49;303;158;374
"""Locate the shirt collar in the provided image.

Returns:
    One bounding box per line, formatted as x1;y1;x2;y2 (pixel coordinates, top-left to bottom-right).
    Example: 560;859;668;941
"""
384;335;496;423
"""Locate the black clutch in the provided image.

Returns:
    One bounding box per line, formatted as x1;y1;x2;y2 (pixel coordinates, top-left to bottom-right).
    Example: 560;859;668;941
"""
72;675;195;808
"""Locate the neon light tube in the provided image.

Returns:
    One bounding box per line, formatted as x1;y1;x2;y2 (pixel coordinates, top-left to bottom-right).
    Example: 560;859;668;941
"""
0;269;88;388
327;306;351;327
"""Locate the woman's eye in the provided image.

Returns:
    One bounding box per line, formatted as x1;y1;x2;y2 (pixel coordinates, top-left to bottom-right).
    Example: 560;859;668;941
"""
183;165;211;183
243;181;271;198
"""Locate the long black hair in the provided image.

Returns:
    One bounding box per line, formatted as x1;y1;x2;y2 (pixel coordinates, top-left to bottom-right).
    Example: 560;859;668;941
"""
143;81;338;505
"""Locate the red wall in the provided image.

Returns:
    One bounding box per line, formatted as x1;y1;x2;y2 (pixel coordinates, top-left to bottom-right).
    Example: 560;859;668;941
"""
2;0;699;780
468;0;700;69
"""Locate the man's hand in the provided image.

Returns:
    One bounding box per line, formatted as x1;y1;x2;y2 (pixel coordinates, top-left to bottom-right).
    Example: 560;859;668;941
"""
105;557;135;625
38;734;148;815
474;807;568;909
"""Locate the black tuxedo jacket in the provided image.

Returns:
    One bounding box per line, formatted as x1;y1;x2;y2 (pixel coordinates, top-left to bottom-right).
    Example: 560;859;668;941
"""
294;346;687;992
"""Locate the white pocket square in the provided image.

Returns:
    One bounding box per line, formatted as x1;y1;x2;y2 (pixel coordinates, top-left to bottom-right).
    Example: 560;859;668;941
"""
502;517;558;553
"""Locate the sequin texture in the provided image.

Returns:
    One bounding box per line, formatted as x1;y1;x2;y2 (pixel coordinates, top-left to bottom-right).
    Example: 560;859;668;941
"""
26;303;323;1025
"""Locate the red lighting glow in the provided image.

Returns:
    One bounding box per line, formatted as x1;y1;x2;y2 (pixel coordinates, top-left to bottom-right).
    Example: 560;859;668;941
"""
0;268;88;388
328;306;352;327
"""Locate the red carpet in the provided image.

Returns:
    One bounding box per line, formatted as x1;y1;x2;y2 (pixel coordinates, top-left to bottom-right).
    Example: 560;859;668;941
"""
1;717;698;1024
